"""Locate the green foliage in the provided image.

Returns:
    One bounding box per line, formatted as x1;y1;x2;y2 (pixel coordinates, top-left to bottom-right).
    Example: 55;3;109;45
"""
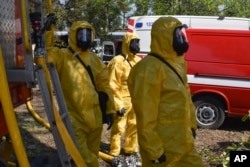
131;0;151;15
198;147;223;166
223;0;250;18
49;0;133;41
198;137;250;167
242;110;250;122
47;0;250;40
50;0;67;30
133;0;250;17
220;139;250;167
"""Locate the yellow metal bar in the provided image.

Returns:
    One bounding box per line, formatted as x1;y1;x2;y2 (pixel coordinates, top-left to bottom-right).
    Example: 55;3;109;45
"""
0;46;30;167
20;0;32;54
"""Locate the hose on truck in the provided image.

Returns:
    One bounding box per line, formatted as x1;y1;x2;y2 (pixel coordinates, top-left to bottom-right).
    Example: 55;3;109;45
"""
26;100;51;130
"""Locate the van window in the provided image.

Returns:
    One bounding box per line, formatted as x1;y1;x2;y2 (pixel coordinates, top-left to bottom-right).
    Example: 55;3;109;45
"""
104;45;114;55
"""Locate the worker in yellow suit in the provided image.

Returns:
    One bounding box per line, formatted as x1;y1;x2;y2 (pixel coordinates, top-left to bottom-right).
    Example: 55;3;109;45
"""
127;16;204;167
41;15;115;167
107;32;142;166
175;55;198;137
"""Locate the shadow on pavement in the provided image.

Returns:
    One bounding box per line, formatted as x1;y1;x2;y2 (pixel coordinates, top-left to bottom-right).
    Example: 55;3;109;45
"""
219;117;250;131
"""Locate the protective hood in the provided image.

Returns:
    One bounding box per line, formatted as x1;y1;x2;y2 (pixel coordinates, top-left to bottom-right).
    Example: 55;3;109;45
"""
150;16;182;61
69;21;95;52
122;32;139;59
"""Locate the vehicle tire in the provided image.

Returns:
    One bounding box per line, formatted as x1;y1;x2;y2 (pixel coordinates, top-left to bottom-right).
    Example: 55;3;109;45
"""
194;97;225;129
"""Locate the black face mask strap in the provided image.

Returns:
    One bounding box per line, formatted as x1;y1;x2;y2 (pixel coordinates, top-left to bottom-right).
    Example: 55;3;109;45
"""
68;46;74;54
149;53;184;84
75;55;96;89
67;46;96;88
121;53;133;68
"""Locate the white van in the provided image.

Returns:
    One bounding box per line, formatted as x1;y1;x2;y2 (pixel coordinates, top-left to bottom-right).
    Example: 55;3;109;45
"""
127;15;250;57
101;41;115;65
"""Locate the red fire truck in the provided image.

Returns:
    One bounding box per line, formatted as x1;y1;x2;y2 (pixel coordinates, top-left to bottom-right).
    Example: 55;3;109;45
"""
0;0;34;166
0;0;89;166
0;0;32;139
0;1;117;166
128;15;250;129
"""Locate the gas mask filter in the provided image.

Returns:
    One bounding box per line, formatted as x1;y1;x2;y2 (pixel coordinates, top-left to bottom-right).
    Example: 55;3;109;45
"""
173;24;189;56
129;38;140;54
76;28;93;51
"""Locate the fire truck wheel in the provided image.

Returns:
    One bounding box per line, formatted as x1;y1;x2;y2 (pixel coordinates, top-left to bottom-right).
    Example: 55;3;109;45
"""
194;97;225;129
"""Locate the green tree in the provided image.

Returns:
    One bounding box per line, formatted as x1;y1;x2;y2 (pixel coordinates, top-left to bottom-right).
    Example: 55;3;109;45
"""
130;0;151;15
131;0;250;17
48;0;133;40
46;0;250;40
223;0;250;17
85;0;122;39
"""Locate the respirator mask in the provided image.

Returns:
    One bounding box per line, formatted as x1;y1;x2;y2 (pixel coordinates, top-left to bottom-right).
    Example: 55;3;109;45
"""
76;28;93;51
173;24;189;56
129;38;140;54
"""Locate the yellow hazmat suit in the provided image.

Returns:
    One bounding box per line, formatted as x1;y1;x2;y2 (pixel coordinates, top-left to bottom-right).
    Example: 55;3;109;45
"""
127;17;204;167
45;21;115;167
175;56;197;132
107;32;141;156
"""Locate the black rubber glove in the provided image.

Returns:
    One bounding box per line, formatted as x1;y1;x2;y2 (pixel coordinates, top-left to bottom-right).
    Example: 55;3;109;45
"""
104;114;113;130
152;153;166;164
192;128;196;139
41;13;57;32
116;107;126;117
98;91;109;127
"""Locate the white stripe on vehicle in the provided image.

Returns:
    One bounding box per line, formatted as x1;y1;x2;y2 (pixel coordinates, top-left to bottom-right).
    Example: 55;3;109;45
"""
187;74;250;88
128;24;134;31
